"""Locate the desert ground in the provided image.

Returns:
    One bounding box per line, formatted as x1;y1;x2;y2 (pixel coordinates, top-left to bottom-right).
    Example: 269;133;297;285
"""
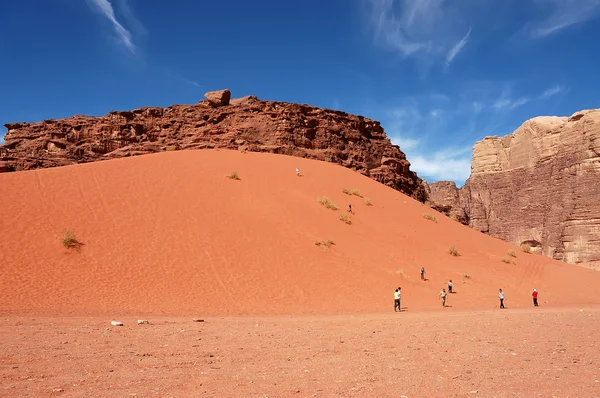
1;308;600;397
1;149;600;396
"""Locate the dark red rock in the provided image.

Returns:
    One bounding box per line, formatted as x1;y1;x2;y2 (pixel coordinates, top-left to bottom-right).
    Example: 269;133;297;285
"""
0;93;427;201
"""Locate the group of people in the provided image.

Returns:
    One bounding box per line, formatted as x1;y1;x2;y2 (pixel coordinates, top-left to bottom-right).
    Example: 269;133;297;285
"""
396;267;541;311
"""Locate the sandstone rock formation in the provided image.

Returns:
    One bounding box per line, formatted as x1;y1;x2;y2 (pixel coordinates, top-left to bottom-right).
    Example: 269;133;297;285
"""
0;92;427;201
427;109;600;266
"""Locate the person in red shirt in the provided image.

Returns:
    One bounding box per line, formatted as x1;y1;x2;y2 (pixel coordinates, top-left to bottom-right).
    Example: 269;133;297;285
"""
532;289;539;307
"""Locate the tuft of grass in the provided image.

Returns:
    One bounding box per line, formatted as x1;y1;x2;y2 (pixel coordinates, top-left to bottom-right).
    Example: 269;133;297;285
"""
424;201;431;208
450;214;458;222
396;269;408;279
315;240;336;249
448;246;460;256
240;147;247;153
507;249;517;257
61;230;82;251
512;260;517;265
462;273;471;279
165;145;178;151
350;188;362;197
501;257;511;263
342;188;363;197
423;213;437;222
521;243;532;253
227;171;240;180
364;198;372;206
317;197;339;210
339;214;352;225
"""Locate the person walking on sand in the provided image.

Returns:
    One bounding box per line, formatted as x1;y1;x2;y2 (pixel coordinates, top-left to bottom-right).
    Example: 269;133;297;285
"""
532;289;539;307
448;279;453;293
348;204;353;213
420;267;425;281
440;288;447;307
296;168;300;176
499;288;505;309
394;288;401;312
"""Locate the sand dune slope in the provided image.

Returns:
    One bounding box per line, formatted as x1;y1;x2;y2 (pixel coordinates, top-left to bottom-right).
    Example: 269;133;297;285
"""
1;150;599;316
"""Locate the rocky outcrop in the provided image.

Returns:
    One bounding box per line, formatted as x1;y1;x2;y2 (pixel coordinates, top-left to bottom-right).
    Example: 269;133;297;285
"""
428;109;600;265
0;92;427;201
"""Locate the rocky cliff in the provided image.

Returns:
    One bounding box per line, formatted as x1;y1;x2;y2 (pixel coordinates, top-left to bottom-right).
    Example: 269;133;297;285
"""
427;109;600;266
0;90;427;201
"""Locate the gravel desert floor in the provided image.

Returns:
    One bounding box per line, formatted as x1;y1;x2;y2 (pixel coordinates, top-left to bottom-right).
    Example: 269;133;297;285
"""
2;307;600;398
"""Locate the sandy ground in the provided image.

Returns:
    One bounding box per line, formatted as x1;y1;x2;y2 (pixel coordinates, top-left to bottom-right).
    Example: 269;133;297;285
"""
1;149;600;316
1;308;599;397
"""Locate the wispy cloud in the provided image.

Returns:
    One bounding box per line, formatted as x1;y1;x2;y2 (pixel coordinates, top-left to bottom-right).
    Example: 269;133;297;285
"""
364;0;475;67
540;85;564;99
445;28;471;65
407;147;472;183
493;97;530;110
525;0;600;38
86;0;136;53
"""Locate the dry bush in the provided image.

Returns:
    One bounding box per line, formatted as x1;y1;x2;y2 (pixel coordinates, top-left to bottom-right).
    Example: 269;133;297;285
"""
318;197;339;210
423;213;437;222
507;249;517;257
364;198;372;206
462;273;471;279
350;189;362;197
501;257;511;263
342;188;351;195
315;240;336;249
448;246;460;256
62;230;82;251
339;214;352;225
227;171;240;180
521;243;532;253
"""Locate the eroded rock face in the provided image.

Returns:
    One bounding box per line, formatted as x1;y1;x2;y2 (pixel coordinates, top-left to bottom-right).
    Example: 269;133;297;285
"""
0;92;427;201
428;109;600;265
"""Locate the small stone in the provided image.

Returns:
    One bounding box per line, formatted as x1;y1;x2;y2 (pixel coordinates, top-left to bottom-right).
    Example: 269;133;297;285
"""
110;321;123;326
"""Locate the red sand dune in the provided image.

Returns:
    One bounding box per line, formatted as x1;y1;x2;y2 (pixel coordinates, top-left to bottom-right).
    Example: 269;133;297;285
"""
1;149;599;317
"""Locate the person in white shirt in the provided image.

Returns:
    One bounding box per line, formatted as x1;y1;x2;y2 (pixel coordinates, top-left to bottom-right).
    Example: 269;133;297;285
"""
499;288;505;309
296;168;300;176
394;288;401;312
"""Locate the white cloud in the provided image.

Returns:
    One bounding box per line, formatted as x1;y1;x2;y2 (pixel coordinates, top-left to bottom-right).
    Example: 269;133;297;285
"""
364;0;473;66
408;149;472;183
86;0;136;53
493;97;530;110
540;85;564;99
527;0;600;38
445;28;471;65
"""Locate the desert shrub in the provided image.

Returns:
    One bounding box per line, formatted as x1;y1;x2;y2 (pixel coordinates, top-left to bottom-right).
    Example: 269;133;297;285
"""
165;145;178;151
424;201;431;207
423;213;437;222
227;171;240;180
339;214;352;225
448;246;460;256
450;214;458;222
507;249;516;257
462;273;471;279
315;240;335;249
350;189;362;197
521;243;532;253
62;230;82;250
240;147;247;153
342;188;351;195
364;198;372;206
318;197;339;210
501;257;510;263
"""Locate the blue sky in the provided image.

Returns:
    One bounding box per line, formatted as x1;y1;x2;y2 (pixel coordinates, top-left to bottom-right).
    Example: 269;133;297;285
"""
1;0;600;185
